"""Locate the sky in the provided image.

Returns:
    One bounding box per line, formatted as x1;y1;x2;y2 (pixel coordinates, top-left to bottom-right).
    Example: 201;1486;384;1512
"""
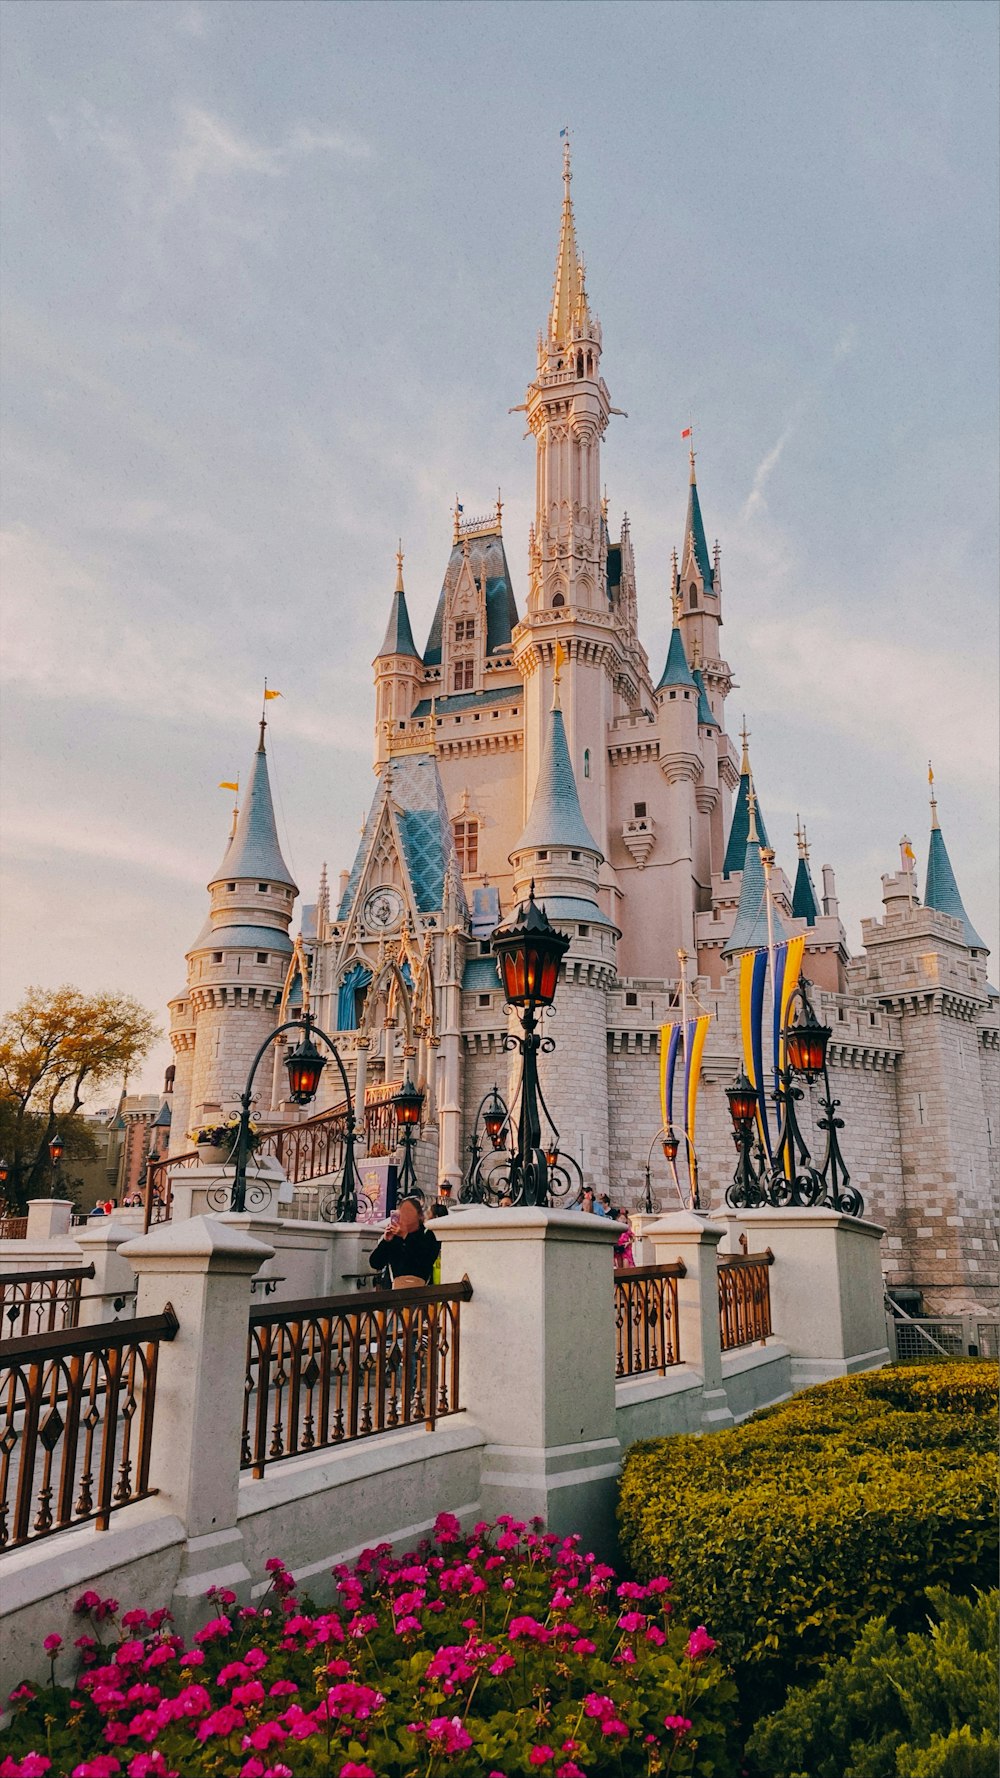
1;0;997;1098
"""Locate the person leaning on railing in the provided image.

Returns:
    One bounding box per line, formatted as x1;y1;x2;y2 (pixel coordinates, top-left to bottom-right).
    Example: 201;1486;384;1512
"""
369;1195;441;1289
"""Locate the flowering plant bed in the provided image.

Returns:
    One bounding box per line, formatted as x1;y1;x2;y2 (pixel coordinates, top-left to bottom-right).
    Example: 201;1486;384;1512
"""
2;1515;735;1777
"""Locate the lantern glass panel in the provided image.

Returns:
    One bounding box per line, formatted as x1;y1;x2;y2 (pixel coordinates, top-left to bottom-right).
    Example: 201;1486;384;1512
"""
285;1041;325;1104
662;1130;680;1162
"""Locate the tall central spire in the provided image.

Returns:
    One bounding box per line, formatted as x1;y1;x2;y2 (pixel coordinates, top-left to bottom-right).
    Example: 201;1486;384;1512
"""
549;137;589;349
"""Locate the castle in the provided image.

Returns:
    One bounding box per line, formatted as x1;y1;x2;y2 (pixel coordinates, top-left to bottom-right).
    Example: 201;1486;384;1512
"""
166;150;997;1317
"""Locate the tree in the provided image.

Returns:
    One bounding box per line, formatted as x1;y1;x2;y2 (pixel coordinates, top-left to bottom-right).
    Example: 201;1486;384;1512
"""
0;986;160;1209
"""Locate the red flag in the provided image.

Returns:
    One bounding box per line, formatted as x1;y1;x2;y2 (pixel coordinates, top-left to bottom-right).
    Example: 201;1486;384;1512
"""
681;427;692;439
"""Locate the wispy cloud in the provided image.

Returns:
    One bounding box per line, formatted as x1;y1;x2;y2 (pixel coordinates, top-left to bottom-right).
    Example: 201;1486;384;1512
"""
171;105;371;192
741;326;857;522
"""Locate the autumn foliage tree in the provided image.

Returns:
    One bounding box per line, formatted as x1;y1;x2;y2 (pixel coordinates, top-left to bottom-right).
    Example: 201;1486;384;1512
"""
0;986;159;1210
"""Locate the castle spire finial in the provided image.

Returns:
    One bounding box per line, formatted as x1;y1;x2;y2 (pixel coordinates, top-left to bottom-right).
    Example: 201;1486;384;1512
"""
739;715;751;776
496;487;503;527
928;760;939;830
395;540;404;593
549;128;587;347
453;495;461;543
795;814;810;860
746;775;760;846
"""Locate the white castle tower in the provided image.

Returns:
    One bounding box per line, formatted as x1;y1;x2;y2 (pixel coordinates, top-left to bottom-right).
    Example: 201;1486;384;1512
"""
169;713;296;1148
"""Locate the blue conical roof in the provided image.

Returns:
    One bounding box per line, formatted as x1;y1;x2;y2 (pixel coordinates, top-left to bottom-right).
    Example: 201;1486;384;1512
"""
723;771;770;878
722;839;787;957
692;667;719;729
685;471;714;589
924;820;986;951
792;855;819;926
515;700;601;857
209;727;296;890
656;626;697;692
377;587;419;659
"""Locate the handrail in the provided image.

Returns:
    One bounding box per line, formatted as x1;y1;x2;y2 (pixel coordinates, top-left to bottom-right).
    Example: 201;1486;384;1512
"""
2;1306;178;1362
718;1251;774;1350
614;1262;685;1377
242;1280;472;1477
0;1263;96;1288
0;1308;179;1549
248;1277;473;1327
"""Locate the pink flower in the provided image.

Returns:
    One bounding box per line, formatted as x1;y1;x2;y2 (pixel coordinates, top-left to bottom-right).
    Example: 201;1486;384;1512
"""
3;1759;52;1778
339;1766;376;1778
196;1703;245;1742
231;1680;266;1707
8;1685;37;1704
394;1615;421;1634
647;1575;672;1595
617;1610;646;1632
194;1615;232;1644
410;1717;474;1754
264;1557;286;1573
268;1679;299;1697
645;1624;666;1646
243;1725;288;1752
489;1653;516;1676
685;1625;717;1660
74;1591;102;1615
72;1760;121;1778
508;1615;550;1643
664;1715;693;1737
571;1639;596;1657
127;1756;176;1778
529;1749;554;1766
556;1766;586;1778
434;1511;462;1543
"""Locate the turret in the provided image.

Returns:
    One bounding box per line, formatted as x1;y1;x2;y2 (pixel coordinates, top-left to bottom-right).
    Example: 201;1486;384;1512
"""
791;817;820;926
722;721;770;877
509;673;604;918
676;446;724;679
923;766;987;954
374;547;423;769
721;782;787;958
185;713;297;1123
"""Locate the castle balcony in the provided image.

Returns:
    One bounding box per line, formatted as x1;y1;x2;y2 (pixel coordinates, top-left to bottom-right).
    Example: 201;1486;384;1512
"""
622;814;656;869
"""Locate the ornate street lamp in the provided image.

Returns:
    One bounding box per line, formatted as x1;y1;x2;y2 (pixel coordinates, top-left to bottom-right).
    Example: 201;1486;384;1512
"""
491;886;570;1208
661;1127;680;1163
211;1011;364;1220
48;1132;64;1166
0;1157;9;1190
766;980;861;1215
641;1126;690;1216
483;1087;507;1149
725;1072;767;1210
392;1074;424;1198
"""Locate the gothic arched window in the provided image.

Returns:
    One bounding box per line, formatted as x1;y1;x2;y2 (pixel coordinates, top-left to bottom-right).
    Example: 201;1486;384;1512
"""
689;582;698;608
552;593;565;608
583;749;591;779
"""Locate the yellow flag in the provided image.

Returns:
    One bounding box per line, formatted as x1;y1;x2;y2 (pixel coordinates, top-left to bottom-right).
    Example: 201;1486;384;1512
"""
927;760;934;786
554;641;567;674
219;781;239;793
903;841;916;866
264;688;283;701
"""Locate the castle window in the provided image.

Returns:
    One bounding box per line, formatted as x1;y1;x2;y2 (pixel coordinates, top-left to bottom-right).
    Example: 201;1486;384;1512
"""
689;583;697;608
625;991;638;1007
479;940;491;955
212;952;223;964
454;618;475;642
256;953;269;964
586;351;593;374
634;802;647;818
669;690;677;700
453;819;479;873
552;593;565;608
227;882;236;891
576;352;584;376
583;748;590;778
258;883;268;893
478;993;492;1007
571;850;581;861
578;924;590;937
453;658;474;691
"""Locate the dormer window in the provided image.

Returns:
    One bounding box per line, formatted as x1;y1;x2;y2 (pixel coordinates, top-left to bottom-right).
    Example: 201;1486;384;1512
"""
453;659;474;691
454;618;475;642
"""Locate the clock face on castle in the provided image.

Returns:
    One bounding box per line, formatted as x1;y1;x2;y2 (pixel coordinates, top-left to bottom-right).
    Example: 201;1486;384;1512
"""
362;886;405;933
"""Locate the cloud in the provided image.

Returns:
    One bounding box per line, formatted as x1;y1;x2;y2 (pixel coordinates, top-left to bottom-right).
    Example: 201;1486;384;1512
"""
171;105;370;191
741;326;857;521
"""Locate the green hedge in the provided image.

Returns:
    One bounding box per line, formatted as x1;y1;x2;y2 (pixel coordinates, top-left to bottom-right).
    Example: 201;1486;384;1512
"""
618;1362;998;1710
747;1586;999;1778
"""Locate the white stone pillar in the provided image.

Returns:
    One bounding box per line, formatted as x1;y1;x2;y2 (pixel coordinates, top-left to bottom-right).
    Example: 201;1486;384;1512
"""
645;1210;732;1427
26;1199;72;1240
436;1208;621;1552
354;1039;369;1131
119;1215;274;1616
738;1207;889;1386
73;1220;139;1324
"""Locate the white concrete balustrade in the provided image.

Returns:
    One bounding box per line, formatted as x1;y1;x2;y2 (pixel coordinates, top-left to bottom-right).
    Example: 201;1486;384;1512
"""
0;1203;889;1693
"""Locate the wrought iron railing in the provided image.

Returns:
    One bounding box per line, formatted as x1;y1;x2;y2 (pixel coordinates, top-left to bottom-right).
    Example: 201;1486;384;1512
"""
614;1263;685;1377
0;1264;95;1339
0;1216;28;1241
0;1308;178;1549
242;1279;472;1478
717;1250;774;1351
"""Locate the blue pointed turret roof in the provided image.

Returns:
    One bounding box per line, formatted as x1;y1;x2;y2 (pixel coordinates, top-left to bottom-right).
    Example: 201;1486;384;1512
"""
692;666;719;729
792;855;819;926
209;723;296;891
514;696;601;858
722;838;787;957
924;800;986;951
684;457;714;589
337;750;468;923
723;752;770;879
423;527;519;665
376;553;420;659
656;625;697;692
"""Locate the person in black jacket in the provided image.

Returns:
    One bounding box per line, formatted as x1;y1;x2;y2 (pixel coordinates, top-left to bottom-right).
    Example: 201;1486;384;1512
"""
369;1195;440;1288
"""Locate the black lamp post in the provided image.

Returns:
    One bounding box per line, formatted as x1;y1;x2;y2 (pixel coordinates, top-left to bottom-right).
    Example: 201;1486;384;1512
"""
48;1131;66;1199
492;887;570;1208
769;980;861;1214
642;1127;690;1215
392;1073;424;1197
221;1012;363;1220
724;1072;767;1210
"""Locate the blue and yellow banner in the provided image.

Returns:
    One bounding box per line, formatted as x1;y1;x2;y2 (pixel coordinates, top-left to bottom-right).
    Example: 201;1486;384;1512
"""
659;1013;712;1197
